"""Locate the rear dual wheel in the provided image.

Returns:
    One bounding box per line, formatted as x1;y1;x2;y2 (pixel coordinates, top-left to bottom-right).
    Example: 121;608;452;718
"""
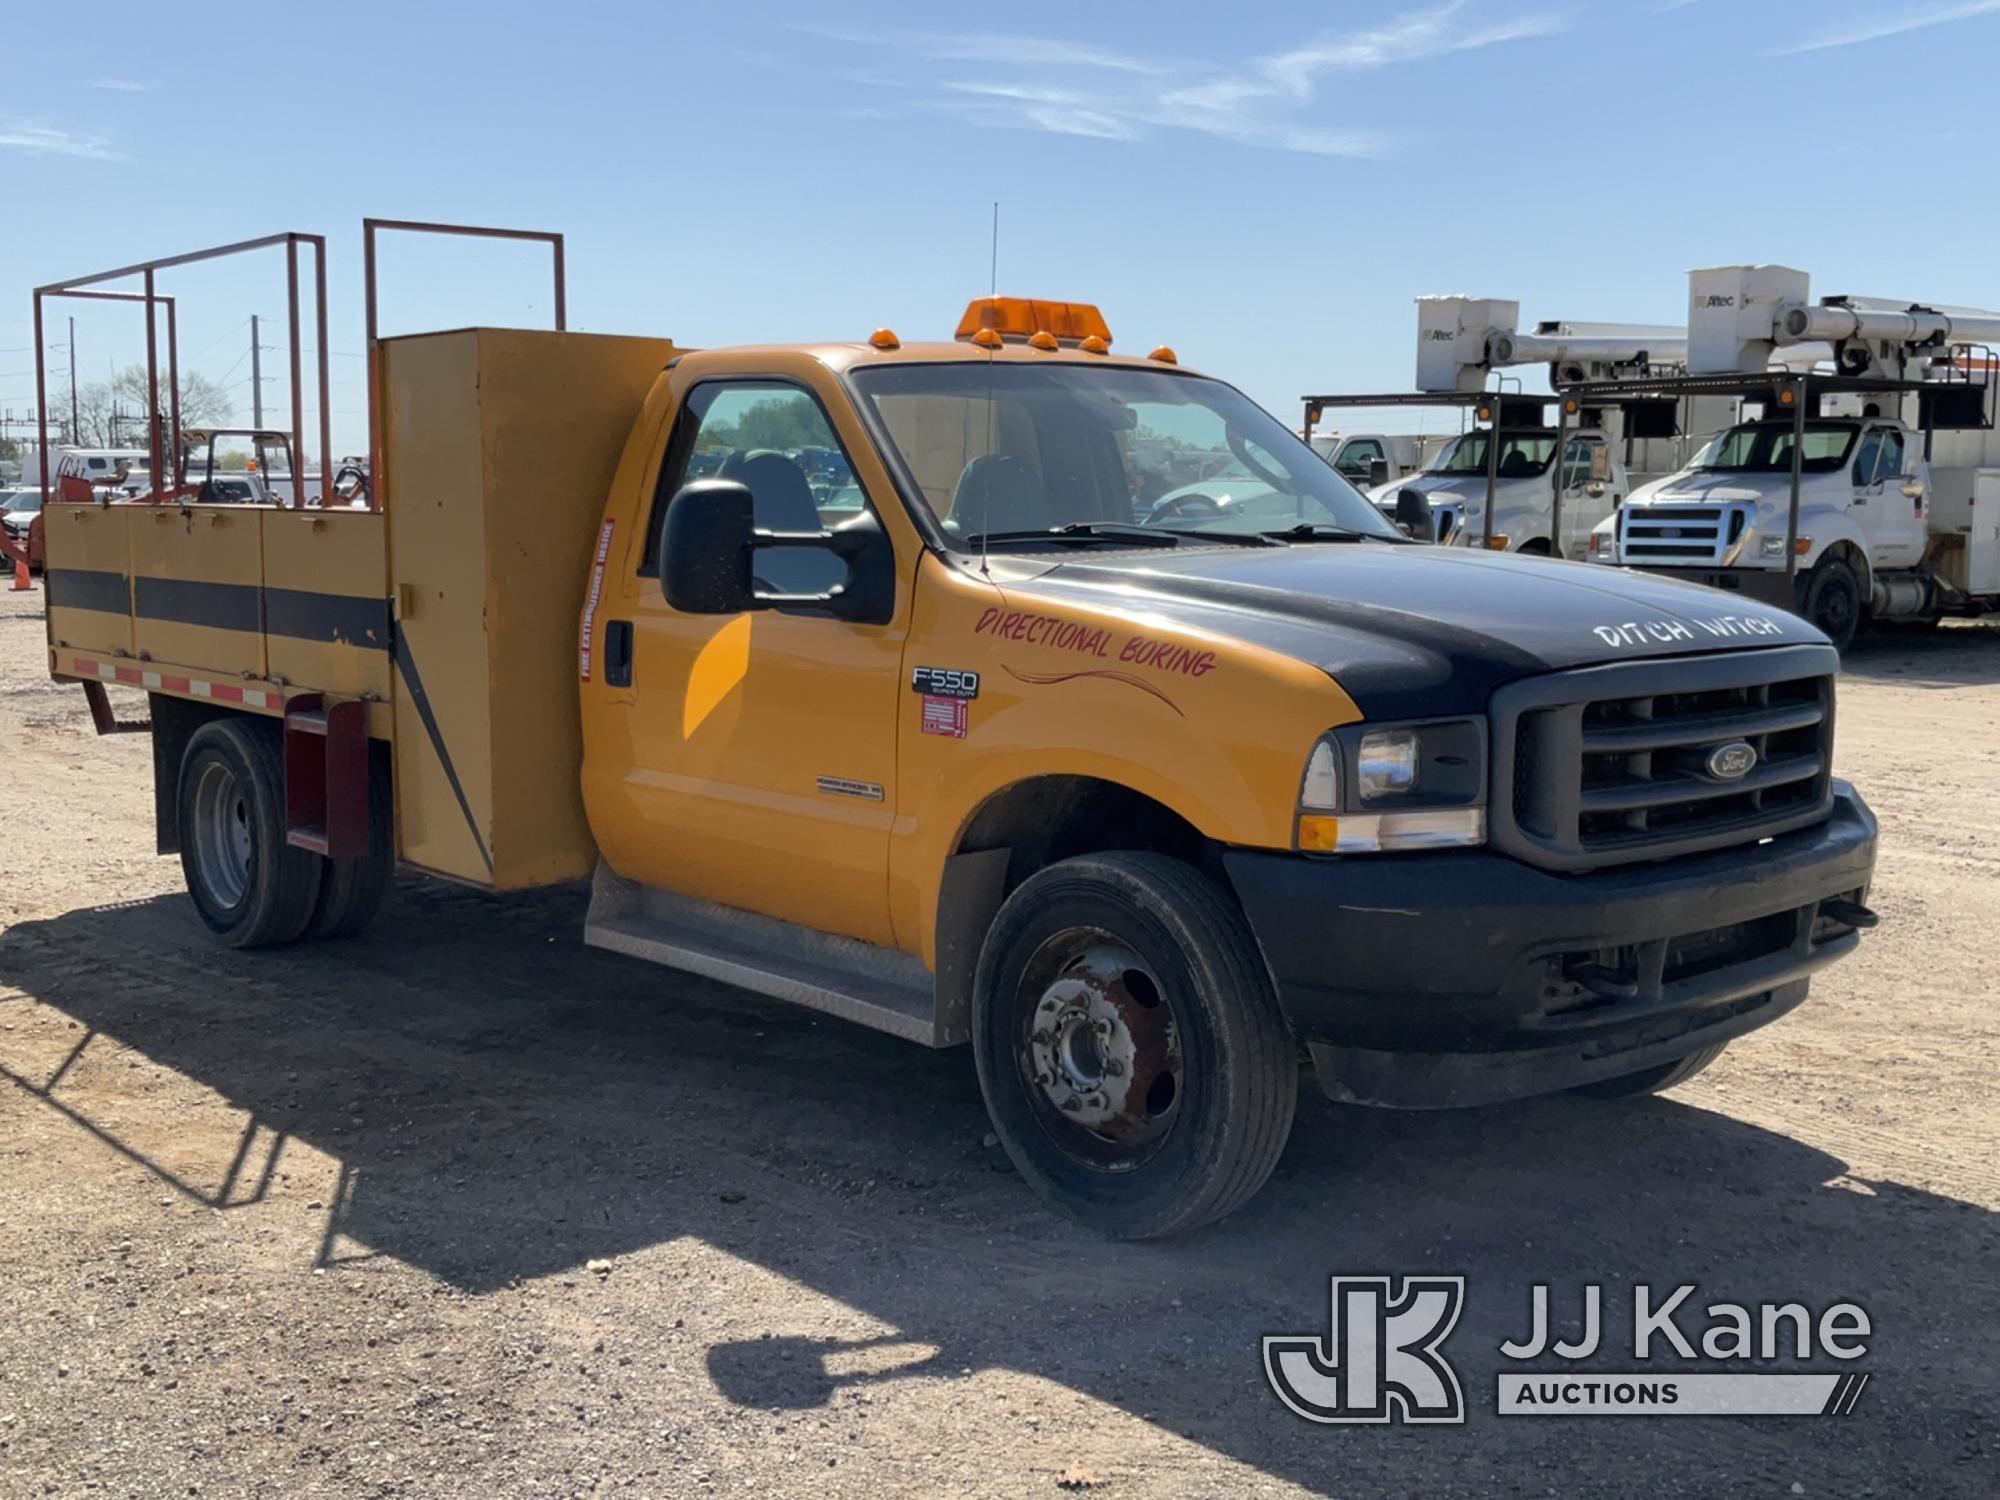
177;717;391;947
179;720;322;948
972;853;1297;1240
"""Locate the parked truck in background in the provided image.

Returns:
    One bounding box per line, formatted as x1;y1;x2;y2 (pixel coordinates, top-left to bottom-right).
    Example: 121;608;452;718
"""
35;226;1880;1238
1319;296;1726;556
1586;265;2000;649
1308;430;1443;487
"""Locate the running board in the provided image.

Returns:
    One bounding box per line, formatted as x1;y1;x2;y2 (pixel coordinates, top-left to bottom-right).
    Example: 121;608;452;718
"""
583;862;958;1047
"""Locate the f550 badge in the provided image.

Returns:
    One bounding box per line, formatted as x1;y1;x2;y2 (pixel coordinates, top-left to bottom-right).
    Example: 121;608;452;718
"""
911;666;980;699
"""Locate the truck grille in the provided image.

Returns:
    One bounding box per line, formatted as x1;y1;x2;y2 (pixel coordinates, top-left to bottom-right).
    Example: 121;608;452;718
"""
1489;645;1838;870
1617;503;1748;564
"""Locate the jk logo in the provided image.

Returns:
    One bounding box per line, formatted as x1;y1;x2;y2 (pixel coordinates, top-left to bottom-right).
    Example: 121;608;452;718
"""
1264;1276;1466;1424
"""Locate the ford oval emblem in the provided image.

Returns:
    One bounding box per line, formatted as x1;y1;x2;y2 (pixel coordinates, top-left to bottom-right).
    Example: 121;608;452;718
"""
1705;741;1758;781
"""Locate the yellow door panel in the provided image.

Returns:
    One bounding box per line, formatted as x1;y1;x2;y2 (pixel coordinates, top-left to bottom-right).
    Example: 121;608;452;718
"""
603;607;904;945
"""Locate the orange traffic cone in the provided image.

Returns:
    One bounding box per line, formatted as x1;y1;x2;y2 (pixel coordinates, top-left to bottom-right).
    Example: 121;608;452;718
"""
10;555;30;591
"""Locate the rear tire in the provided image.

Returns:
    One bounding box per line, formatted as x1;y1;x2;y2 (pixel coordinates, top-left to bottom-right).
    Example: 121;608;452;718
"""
309;748;393;939
1572;1042;1726;1100
971;852;1297;1239
1801;556;1863;653
177;718;322;948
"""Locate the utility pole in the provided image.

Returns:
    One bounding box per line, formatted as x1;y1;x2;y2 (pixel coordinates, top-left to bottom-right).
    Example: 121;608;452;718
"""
250;314;264;428
68;316;80;443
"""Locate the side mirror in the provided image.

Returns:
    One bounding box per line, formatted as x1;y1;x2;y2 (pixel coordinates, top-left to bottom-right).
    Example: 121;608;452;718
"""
658;479;758;614
1394;487;1430;539
1367;458;1390;488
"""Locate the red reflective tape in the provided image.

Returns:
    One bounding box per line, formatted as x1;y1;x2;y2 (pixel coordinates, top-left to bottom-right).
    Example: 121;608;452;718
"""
161;675;191;694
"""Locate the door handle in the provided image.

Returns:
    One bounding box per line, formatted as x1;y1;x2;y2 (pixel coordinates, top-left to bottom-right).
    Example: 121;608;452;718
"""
604;620;634;688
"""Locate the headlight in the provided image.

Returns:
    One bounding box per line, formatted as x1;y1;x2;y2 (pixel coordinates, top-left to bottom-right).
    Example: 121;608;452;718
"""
1296;718;1487;854
1356;729;1419;799
1761;533;1811;559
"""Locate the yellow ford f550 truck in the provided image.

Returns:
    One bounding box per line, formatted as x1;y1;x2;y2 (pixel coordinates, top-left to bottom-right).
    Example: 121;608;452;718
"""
37;230;1878;1237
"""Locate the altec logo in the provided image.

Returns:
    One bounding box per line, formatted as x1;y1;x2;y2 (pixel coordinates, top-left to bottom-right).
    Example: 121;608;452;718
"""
1264;1276;1466;1424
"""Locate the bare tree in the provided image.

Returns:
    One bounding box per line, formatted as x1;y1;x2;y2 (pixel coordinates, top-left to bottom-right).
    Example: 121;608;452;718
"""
72;366;234;447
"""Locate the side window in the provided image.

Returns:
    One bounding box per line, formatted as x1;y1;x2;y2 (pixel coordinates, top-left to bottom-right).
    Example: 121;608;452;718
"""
1874;430;1904;484
1560;437;1602;489
639;381;859;588
1334;438;1383;479
1851;430;1882;487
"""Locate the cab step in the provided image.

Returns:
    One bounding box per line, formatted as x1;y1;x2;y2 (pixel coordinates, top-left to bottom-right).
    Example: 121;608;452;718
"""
583;863;956;1046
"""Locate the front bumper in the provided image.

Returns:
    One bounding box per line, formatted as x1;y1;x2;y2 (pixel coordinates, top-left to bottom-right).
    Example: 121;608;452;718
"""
1222;784;1877;1108
1624;564;1798;609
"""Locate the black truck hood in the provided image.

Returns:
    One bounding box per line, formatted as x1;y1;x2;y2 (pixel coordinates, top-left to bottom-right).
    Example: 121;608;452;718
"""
994;543;1828;718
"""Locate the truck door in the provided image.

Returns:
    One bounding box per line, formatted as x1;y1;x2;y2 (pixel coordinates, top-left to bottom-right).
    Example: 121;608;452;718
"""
1558;435;1613;558
596;378;906;948
1852;426;1924;568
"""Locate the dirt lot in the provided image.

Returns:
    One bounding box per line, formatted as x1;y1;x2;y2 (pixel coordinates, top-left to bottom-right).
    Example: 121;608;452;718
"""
1;584;1995;1499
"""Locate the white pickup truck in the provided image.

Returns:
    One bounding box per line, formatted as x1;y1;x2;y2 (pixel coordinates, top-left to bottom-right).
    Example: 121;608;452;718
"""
1309;431;1442;489
1365;422;1626;556
1587;414;1934;650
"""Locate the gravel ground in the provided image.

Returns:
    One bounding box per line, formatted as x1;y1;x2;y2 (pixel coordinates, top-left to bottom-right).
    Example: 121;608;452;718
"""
1;583;1996;1499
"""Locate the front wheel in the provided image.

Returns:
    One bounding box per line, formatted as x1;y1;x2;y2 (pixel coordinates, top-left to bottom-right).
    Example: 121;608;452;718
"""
1801;556;1863;653
971;852;1297;1239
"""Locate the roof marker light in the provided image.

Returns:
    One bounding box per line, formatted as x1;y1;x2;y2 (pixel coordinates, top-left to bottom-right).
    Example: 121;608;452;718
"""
1079;335;1110;355
1027;330;1060;351
868;327;901;350
1149;345;1178;364
969;328;1004;350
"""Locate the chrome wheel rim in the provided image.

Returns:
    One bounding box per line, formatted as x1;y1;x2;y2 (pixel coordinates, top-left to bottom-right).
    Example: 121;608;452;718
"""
1015;928;1183;1171
190;759;252;911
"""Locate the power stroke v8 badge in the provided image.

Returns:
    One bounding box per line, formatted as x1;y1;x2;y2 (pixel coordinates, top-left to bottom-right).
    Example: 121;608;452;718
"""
912;666;978;740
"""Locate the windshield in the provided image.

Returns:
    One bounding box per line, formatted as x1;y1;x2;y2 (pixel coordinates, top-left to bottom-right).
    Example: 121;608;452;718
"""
1425;431;1557;478
1688;422;1857;474
849;362;1399;544
4;493;43;514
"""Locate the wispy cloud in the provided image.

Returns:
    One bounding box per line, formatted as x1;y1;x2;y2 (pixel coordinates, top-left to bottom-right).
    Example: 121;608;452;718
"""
0;123;119;159
798;2;1565;158
795;24;1179;77
89;77;152;92
1777;0;2000;53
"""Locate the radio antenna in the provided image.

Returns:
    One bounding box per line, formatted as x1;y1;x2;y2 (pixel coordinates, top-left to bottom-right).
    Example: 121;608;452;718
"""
980;201;1000;578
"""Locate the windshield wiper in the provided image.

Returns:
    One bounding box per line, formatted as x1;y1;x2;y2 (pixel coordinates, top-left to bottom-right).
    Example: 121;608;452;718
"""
1260;523;1398;543
1143;526;1286;546
962;522;1182;549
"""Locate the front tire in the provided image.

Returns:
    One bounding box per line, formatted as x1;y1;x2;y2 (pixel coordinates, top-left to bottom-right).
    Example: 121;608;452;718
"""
177;718;322;948
1801;556;1863;653
1572;1042;1726;1100
971;852;1297;1239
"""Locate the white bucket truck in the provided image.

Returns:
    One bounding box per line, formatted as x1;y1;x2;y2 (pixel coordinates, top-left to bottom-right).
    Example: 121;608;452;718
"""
1587;266;2000;649
1308;297;1704;557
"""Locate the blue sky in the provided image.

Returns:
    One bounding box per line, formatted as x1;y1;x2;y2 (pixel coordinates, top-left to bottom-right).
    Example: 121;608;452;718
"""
5;0;2000;458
